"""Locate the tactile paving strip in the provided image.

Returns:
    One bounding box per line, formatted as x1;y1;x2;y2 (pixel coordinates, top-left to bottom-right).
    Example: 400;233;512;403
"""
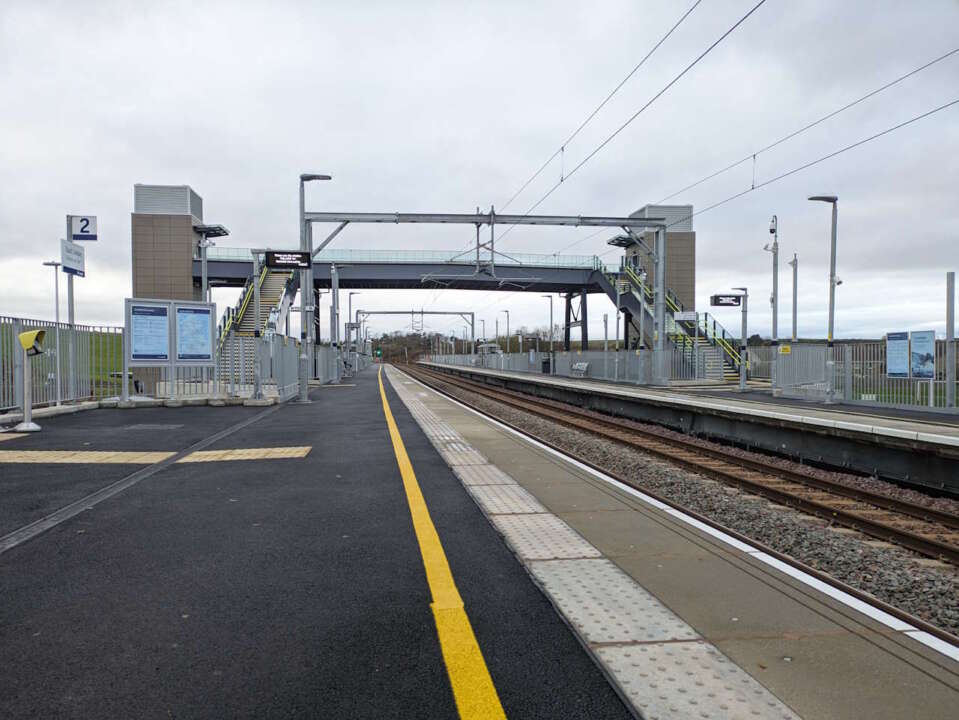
529;559;698;643
453;464;518;486
468;483;546;515
596;642;799;720
437;440;488;466
490;513;602;560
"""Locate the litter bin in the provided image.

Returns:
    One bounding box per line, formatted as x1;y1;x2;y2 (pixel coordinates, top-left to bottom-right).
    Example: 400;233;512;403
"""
541;358;551;374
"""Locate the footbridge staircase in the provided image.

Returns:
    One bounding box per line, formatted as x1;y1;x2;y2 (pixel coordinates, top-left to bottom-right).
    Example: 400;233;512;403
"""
595;264;742;381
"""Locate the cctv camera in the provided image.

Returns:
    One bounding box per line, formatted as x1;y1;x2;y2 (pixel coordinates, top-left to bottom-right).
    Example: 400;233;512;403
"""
835;276;843;287
769;215;777;234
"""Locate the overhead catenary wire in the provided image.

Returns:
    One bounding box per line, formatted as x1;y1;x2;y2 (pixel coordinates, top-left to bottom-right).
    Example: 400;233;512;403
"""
556;46;959;260
499;0;704;212
597;97;959;257
497;0;771;246
655;46;959;204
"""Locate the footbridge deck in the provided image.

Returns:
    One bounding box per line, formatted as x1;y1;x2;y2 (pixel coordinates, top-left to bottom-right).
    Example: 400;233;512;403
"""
197;248;613;292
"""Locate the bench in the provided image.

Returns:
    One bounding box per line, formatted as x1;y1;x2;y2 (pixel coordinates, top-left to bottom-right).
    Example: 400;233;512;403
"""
570;361;590;378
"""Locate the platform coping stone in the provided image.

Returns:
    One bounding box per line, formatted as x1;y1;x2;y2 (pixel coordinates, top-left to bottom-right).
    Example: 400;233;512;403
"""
386;366;800;720
467;483;547;515
529;558;698;644
453;464;517;486
489;514;602;560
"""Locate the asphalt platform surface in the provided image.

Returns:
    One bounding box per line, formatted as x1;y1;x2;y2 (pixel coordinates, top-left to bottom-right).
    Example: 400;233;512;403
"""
0;369;631;719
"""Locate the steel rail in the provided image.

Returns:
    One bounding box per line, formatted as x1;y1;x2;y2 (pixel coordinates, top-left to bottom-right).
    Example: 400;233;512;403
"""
410;365;959;564
393;364;959;652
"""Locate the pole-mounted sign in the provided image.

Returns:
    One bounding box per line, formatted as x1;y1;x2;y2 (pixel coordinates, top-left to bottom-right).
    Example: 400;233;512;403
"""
710;294;741;307
265;250;311;269
60;238;85;277
68;215;97;242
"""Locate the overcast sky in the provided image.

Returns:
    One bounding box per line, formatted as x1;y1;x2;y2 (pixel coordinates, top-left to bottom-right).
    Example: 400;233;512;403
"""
1;0;957;342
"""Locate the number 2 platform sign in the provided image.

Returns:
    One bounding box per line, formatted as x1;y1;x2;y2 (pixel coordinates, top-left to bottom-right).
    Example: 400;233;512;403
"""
68;215;97;242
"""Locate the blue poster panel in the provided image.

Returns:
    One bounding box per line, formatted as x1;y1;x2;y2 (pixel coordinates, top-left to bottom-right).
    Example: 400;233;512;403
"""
910;330;935;379
131;304;170;361
176;306;213;361
886;332;908;377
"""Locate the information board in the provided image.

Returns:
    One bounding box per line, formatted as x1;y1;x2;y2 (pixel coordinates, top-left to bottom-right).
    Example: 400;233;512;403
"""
176;306;214;363
61;238;85;277
130;303;170;362
886;332;909;378
910;330;935;379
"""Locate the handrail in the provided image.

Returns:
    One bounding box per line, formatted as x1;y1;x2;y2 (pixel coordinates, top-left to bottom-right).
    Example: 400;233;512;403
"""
218;265;268;348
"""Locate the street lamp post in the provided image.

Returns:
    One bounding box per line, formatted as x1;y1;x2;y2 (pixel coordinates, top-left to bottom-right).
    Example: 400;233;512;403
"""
501;310;510;353
765;215;779;390
349;292;360;374
788;253;798;342
42;260;62;405
603;312;609;379
480;319;486;342
733;287;748;392
542;294;554;374
298;172;332;403
809;195;839;403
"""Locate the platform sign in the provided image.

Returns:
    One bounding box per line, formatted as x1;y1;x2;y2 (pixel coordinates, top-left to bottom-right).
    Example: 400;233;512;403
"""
265;250;311;269
60;238;85;277
910;330;935;379
710;294;741;307
175;304;215;364
886;332;909;377
128;301;171;364
68;215;97;242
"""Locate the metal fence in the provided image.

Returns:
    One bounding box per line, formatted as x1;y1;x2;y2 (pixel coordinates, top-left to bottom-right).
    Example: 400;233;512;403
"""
1;315;123;412
427;346;724;386
777;341;959;413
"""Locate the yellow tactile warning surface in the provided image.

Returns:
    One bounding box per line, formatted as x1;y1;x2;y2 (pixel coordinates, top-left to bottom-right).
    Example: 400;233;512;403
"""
177;446;312;463
0;433;28;443
0;450;175;464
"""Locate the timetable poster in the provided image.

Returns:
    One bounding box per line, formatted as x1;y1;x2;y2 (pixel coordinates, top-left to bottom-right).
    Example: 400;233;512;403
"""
176;306;213;361
131;305;170;361
886;332;909;378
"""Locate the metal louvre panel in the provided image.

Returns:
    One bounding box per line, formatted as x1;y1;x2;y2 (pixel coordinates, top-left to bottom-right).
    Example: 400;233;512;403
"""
133;185;194;216
631;203;694;231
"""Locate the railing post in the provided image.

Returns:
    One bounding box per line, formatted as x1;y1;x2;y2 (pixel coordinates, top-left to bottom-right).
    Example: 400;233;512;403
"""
121;327;130;402
13;318;23;411
947;272;955;408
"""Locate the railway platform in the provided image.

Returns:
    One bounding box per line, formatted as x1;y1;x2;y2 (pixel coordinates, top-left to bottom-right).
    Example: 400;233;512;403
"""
421;362;959;495
0;364;956;718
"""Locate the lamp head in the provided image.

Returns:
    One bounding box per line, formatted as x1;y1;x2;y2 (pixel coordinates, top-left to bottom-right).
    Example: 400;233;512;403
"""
300;173;332;183
808;195;838;204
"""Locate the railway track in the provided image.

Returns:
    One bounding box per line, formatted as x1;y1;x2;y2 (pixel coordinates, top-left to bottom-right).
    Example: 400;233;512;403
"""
404;364;959;565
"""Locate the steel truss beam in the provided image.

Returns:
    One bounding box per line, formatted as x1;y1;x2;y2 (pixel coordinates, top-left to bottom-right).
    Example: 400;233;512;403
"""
304;211;665;228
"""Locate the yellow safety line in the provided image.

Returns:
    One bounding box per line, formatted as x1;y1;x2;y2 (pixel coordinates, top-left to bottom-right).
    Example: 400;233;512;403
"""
0;433;27;443
377;366;506;720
